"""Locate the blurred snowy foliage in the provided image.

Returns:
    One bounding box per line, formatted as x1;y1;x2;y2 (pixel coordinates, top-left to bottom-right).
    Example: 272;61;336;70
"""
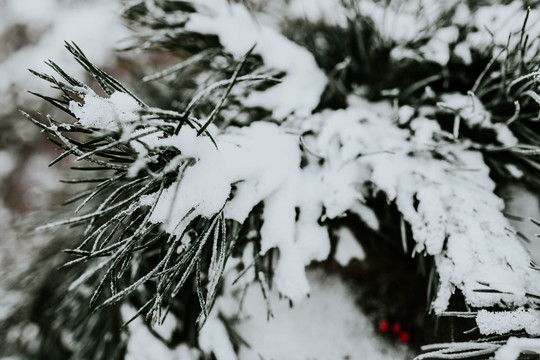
0;0;128;115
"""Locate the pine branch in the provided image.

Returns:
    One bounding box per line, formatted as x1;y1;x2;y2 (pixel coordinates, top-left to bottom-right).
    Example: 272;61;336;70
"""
25;41;274;332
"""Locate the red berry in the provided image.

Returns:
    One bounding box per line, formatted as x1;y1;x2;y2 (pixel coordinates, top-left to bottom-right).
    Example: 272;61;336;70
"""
392;323;401;334
399;332;411;344
379;320;390;333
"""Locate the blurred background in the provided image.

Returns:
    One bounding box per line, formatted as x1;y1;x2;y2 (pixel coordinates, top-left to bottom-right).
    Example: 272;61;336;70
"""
0;1;134;357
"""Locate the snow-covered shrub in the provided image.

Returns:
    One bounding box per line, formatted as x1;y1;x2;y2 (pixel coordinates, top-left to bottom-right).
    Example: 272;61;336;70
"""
6;0;540;359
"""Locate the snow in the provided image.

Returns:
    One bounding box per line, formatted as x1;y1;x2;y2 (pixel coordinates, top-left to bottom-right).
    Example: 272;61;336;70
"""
304;98;540;313
398;105;416;125
235;269;410;360
59;0;534;315
495;337;540;360
351;202;380;231
122;306;200;360
68;87;332;301
472;2;527;48
476;309;540;336
121;269;412;360
199;313;237;360
452;3;470;27
505;164;524;179
185;0;327;119
357;1;420;43
259;182;310;300
453;42;473;65
98;87;538;312
151;312;178;343
420;26;459;66
135;120;326;302
334;227;366;266
147;122;302;238
70;90;140;131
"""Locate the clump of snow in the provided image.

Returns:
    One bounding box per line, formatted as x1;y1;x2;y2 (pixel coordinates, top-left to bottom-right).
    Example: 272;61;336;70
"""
505;164;524;179
410;117;442;145
198;313;237;360
476;308;540;336
454;42;473;65
334;227;366;266
452;3;470;27
147;122;301;236
144;122;332;302
151;311;178;343
185;0;327;119
121;306;200;360
420;26;459;66
398;105;416;125
70;90;140;131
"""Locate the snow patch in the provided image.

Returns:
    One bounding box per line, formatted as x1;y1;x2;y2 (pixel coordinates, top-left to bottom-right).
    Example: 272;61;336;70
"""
476;309;540;336
122;306;200;360
334;227;366;266
70;90;140;131
235;269;409;360
495;337;540;360
199;314;237;360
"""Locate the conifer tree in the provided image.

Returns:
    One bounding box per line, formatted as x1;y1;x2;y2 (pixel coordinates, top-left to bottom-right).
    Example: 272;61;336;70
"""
3;0;540;359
